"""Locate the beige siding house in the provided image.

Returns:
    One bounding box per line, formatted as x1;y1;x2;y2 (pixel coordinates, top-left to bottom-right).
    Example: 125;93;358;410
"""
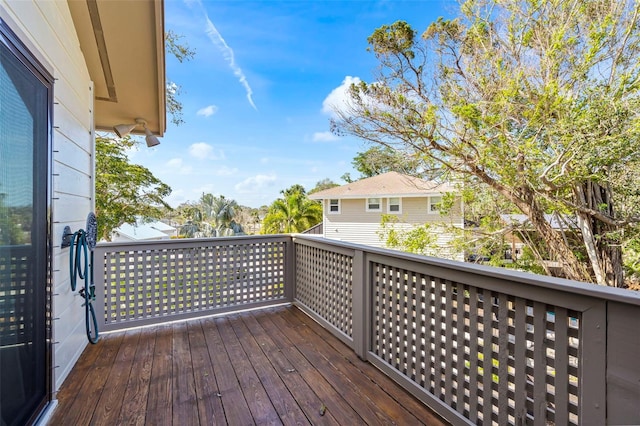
0;1;164;423
309;172;464;258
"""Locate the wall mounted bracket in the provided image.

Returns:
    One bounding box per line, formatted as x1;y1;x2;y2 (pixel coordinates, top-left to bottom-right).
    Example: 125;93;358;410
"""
61;226;73;248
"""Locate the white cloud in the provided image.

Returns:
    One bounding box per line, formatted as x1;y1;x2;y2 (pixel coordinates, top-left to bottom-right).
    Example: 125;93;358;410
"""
197;105;219;117
312;131;339;142
215;166;238;176
322;76;361;118
235;174;277;193
188;142;225;160
166;158;193;175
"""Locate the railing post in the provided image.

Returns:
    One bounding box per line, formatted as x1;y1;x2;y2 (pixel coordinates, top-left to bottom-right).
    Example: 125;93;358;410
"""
92;245;106;328
579;299;607;425
285;237;295;303
352;249;368;360
605;302;640;425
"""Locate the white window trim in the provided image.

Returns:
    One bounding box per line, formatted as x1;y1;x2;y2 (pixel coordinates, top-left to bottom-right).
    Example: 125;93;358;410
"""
366;197;382;212
328;199;341;214
387;197;402;214
428;195;442;214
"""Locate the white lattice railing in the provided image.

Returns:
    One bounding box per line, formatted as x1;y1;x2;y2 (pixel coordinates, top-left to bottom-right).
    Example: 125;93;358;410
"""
292;235;640;426
0;245;34;345
91;234;640;425
93;235;293;331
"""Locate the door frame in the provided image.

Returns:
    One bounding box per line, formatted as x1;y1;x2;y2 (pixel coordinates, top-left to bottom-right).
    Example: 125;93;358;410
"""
0;16;53;425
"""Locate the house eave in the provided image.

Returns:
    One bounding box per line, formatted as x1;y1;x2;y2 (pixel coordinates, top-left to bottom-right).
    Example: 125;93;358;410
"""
68;0;166;136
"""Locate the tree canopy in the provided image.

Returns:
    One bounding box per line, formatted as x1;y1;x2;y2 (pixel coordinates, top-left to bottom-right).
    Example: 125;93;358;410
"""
309;178;340;194
262;185;322;234
352;146;422;178
95;135;172;241
331;0;640;287
165;30;196;126
175;194;245;238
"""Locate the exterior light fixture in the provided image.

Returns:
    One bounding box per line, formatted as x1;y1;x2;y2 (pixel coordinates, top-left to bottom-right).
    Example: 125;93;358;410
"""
113;118;160;147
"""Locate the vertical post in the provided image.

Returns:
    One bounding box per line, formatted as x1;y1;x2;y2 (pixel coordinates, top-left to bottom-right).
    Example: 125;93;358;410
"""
92;245;106;328
579;299;606;426
605;302;640;425
352;249;368;360
284;237;295;303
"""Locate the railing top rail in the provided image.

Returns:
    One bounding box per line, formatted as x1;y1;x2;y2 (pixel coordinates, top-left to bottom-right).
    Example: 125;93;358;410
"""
293;234;640;307
95;234;291;252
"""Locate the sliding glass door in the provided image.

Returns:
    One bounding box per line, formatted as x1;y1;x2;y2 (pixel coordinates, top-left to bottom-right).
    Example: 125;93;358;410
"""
0;19;51;426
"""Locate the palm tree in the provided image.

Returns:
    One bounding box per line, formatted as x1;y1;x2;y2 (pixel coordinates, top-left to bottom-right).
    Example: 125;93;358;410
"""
178;204;206;237
199;192;217;219
262;190;322;234
206;195;243;236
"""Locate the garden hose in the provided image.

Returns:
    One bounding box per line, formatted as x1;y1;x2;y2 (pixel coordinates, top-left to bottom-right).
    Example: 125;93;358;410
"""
68;213;99;344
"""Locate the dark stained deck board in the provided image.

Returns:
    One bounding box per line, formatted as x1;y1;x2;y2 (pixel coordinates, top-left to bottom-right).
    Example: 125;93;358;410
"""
49;306;447;426
272;308;422;425
145;324;173;426
241;312;341;426
92;330;140;425
287;306;443;422
252;310;373;425
200;316;255;425
55;332;125;425
186;321;226;425
215;316;281;424
117;326;157;426
227;314;311;426
172;321;199;425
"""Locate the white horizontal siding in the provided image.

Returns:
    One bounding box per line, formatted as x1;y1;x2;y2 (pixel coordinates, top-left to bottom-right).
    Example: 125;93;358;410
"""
1;0;94;392
322;197;464;260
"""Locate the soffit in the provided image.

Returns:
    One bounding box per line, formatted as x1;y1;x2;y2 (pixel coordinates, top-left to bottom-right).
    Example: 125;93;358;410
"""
68;0;166;135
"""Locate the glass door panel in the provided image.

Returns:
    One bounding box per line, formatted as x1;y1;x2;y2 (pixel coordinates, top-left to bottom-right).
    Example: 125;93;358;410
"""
0;22;50;426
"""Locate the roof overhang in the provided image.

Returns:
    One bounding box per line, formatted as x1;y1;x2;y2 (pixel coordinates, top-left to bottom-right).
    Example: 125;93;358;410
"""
309;193;444;200
68;0;166;136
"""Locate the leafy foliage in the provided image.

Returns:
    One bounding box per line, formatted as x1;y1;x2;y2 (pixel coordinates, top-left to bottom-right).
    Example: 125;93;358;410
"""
262;186;322;234
165;30;196;126
175;194;245;238
309;178;340;194
352;146;422;178
332;1;640;286
95;135;172;241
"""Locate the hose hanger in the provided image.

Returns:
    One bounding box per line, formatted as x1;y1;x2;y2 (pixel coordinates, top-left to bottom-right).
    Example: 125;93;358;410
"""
64;212;99;344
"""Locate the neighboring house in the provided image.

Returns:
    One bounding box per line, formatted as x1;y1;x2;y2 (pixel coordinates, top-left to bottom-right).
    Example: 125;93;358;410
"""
499;213;580;274
0;1;164;424
112;220;177;242
309;172;464;257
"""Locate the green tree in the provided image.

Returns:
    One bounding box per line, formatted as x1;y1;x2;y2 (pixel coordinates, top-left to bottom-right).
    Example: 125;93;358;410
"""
309;178;340;194
210;195;242;236
262;187;322;234
176;202;206;238
352;146;422;178
331;1;640;287
165;29;196;126
95;135;172;241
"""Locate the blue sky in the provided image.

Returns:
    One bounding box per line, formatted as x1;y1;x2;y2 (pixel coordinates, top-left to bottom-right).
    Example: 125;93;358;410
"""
129;0;456;208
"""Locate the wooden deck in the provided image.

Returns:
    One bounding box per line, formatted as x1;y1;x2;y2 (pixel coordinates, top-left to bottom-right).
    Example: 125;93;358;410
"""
49;305;446;425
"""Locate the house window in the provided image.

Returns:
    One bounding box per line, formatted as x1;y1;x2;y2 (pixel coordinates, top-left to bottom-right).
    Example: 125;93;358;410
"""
429;196;442;213
328;199;340;214
388;197;401;213
366;197;381;212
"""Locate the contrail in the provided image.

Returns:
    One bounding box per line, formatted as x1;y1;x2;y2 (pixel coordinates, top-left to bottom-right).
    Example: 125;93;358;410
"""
185;0;258;110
